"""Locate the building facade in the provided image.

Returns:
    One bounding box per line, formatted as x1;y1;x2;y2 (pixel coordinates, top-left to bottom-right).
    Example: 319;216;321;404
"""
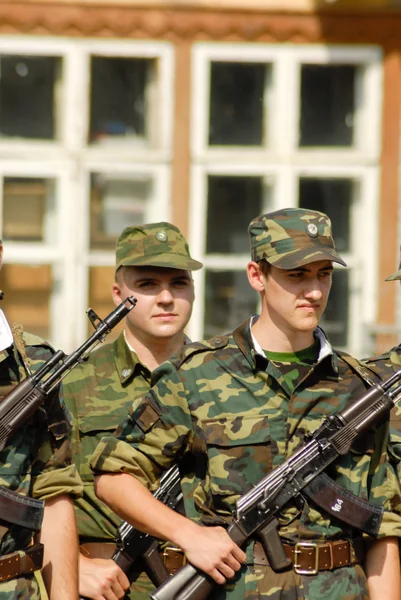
0;0;400;357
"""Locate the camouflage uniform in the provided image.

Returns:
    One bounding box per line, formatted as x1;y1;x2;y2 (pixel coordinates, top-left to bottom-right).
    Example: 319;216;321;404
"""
91;321;401;600
362;263;401;467
64;222;202;599
0;324;83;600
91;209;401;600
63;331;154;597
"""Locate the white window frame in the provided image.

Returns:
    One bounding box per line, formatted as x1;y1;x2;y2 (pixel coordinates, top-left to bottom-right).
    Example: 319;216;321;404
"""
188;42;382;356
0;36;174;351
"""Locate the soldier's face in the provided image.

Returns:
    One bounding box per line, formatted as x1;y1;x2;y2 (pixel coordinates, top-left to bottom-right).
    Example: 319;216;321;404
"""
112;266;195;344
248;259;333;337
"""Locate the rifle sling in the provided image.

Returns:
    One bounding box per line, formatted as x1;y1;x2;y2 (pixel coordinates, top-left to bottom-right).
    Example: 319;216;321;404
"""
303;472;383;536
0;486;44;532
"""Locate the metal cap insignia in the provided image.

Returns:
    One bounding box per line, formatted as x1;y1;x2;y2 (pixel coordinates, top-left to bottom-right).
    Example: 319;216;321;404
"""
156;231;168;243
306;223;318;238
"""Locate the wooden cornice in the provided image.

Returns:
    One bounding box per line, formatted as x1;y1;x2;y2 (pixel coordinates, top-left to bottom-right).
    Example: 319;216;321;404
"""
1;3;401;46
13;0;401;10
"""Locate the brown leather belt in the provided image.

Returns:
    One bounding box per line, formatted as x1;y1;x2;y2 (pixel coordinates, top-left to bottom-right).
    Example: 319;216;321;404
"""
80;542;116;560
160;546;186;575
81;541;186;578
254;539;363;575
0;543;44;582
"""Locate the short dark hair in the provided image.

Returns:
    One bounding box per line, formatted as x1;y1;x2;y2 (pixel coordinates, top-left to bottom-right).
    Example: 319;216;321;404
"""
258;260;271;277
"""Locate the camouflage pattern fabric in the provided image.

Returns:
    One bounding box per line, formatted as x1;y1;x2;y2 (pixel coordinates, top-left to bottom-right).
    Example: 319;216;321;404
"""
115;222;203;272
248;208;346;269
362;346;401;465
384;253;401;281
63;331;156;599
91;318;401;600
0;326;83;600
0;573;41;600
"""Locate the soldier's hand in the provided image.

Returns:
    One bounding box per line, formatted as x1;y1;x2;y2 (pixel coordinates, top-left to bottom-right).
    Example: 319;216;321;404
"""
79;555;130;600
177;524;246;585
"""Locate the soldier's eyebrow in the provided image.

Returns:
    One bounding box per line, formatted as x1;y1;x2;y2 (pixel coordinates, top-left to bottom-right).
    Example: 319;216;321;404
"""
133;271;192;284
171;273;192;282
318;265;334;273
287;264;334;274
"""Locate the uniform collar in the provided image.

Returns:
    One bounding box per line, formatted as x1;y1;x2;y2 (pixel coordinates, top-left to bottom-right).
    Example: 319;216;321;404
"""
234;316;338;373
113;331;150;384
113;331;191;384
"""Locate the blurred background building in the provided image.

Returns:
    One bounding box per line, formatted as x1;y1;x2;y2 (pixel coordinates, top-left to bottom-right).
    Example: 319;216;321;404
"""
0;0;400;356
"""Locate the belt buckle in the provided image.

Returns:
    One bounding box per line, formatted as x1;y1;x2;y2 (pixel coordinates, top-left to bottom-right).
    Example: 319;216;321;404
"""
293;542;319;575
162;546;186;565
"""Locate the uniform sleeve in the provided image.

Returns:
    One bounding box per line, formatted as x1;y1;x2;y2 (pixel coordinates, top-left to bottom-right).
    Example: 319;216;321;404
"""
367;420;401;538
31;383;83;500
90;360;194;491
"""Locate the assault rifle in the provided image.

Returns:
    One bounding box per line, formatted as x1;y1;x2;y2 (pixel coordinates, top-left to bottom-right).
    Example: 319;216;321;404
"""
113;465;182;585
0;296;136;452
79;465;182;600
151;368;401;600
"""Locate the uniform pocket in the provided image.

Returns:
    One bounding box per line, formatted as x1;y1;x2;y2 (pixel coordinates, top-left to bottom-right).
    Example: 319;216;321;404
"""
77;415;118;480
202;414;272;498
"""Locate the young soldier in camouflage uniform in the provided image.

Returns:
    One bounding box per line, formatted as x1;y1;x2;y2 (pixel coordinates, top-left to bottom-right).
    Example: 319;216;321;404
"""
0;240;83;599
91;208;401;600
63;223;202;600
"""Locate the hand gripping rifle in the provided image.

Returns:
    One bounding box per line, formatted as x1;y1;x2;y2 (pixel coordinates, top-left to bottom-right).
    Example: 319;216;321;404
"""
79;465;182;600
151;368;401;600
113;465;182;584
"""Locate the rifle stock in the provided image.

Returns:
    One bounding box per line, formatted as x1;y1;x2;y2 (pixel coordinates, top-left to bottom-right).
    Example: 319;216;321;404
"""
151;368;401;600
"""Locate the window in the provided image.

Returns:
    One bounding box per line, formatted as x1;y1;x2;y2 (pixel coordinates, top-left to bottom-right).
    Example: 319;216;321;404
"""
189;43;382;356
0;37;174;351
0;55;62;140
89;56;155;146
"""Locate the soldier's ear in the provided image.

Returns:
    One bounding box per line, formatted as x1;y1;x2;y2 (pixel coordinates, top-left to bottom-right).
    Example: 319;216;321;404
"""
111;282;123;307
247;261;265;293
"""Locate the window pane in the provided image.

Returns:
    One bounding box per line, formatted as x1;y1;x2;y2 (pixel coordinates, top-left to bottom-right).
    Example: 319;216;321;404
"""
206;175;265;253
90;173;153;250
320;269;349;348
209;62;266;146
298;178;352;252
3;177;56;243
1;264;51;340
299;65;356;147
89;56;152;145
88;266;123;341
0;55;60;140
204;270;257;338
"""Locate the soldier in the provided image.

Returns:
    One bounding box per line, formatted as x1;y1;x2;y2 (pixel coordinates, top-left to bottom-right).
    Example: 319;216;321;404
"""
0;238;83;599
91;208;401;600
361;259;401;467
63;222;202;600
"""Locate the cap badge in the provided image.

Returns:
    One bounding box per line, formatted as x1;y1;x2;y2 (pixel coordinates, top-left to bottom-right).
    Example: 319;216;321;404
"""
156;231;168;243
306;223;318;238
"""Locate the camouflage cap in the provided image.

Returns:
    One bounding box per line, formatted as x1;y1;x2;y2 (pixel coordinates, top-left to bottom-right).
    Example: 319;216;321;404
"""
385;251;401;281
248;207;346;269
115;222;203;272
